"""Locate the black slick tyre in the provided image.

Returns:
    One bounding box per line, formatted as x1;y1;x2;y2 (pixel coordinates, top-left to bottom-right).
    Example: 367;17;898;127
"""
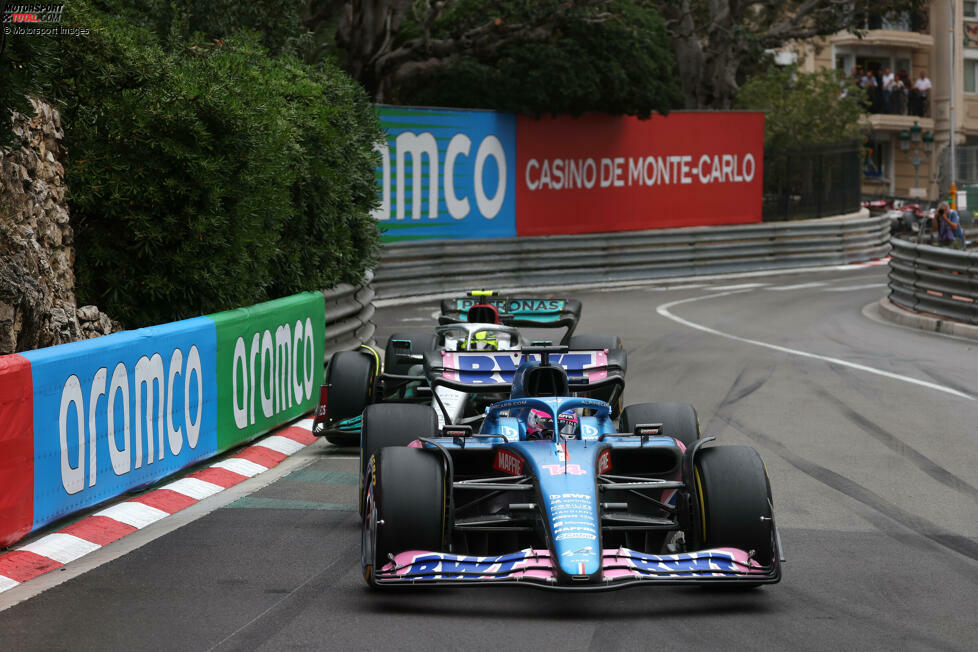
694;445;775;566
359;403;438;514
323;350;374;446
362;446;446;587
619;402;700;448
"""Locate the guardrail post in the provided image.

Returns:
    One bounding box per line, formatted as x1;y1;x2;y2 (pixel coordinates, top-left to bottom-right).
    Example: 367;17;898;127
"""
910;241;922;313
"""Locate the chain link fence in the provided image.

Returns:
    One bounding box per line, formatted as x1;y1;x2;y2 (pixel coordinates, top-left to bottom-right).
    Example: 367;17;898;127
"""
763;142;862;221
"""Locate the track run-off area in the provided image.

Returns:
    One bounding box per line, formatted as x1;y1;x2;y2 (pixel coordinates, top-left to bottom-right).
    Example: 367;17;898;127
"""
2;263;976;651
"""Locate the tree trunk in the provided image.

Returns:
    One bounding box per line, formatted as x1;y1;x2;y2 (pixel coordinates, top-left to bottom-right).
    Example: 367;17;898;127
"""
666;0;705;109
337;0;413;100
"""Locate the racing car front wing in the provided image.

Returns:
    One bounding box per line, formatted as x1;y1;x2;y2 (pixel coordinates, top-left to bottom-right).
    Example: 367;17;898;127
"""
373;547;780;590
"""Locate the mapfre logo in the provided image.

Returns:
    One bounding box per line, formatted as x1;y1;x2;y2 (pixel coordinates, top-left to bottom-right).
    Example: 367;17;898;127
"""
493;449;524;476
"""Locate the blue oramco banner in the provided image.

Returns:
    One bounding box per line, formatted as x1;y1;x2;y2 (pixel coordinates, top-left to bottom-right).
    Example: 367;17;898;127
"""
375;106;517;241
22;318;218;529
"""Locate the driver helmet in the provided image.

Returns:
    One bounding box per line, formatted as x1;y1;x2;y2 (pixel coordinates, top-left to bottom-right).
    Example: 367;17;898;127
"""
526;408;579;439
465;329;498;351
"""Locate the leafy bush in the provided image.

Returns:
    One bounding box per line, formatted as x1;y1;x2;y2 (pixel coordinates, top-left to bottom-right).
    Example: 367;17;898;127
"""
46;2;381;326
734;64;866;149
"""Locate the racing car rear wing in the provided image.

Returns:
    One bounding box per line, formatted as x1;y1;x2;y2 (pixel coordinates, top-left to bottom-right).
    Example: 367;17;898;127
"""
439;291;581;340
422;348;625;395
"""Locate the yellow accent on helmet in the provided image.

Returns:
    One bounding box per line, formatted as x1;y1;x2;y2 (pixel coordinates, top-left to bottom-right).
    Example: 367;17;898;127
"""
465;330;499;351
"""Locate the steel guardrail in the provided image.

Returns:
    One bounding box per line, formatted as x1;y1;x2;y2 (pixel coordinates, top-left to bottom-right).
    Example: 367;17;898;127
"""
373;216;891;299
888;238;978;325
322;270;376;356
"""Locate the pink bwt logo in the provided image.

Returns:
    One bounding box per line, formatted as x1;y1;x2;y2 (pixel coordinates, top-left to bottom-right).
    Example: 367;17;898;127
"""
541;464;587;476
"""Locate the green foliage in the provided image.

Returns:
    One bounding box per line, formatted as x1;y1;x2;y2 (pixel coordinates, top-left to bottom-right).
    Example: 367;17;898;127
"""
0;24;53;147
734;64;866;149
83;0;304;54
397;0;682;116
45;2;381;327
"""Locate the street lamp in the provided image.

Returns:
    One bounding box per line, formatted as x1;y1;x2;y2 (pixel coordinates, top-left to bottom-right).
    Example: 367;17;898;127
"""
899;120;933;191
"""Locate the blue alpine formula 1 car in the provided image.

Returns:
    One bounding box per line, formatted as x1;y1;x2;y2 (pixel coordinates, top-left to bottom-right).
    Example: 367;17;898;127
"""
360;347;782;590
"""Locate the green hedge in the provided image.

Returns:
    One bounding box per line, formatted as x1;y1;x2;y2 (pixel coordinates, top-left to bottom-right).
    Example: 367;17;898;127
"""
24;1;382;327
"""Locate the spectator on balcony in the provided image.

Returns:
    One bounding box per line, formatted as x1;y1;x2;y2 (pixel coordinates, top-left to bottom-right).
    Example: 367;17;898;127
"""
860;69;878;111
891;78;908;114
911;70;932;117
935;202;965;249
896;69;913;114
837;69;852;99
881;68;895;112
897;69;911;90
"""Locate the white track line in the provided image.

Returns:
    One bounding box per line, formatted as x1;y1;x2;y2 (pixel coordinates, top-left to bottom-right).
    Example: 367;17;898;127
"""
700;283;768;291
766;282;826;291
656;291;975;401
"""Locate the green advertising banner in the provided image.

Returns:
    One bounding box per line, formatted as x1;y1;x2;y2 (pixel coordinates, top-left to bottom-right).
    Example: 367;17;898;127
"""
207;292;325;451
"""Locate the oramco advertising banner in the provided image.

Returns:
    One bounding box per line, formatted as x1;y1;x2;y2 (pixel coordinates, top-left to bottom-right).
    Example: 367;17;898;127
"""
374;106;517;241
22;318;218;528
0;291;325;545
208;292;324;451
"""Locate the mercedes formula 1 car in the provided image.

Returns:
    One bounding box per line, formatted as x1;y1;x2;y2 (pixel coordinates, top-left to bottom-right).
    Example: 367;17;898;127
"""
359;347;783;590
313;292;626;445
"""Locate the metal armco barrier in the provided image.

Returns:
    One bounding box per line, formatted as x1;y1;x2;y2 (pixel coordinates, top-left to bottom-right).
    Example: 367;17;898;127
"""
373;216;891;298
322;270;376;356
888;238;978;325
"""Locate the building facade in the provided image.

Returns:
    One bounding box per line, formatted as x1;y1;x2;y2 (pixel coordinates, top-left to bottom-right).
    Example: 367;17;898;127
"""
793;2;978;202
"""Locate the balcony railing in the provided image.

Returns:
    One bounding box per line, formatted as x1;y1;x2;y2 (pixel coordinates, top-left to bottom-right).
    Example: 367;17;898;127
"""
858;83;930;118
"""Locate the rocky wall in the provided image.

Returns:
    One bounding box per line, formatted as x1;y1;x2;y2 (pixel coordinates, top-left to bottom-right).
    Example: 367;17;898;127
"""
0;98;117;354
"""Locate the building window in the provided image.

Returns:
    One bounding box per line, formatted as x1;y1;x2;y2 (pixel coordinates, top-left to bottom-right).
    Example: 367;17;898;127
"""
965;1;978;19
966;59;978;94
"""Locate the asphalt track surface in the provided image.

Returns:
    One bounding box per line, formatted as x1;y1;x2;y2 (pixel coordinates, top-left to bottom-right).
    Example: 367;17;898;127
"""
2;265;977;651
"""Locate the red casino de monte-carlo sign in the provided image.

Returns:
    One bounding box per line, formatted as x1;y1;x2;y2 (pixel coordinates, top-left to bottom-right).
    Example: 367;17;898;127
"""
373;107;764;240
514;112;764;236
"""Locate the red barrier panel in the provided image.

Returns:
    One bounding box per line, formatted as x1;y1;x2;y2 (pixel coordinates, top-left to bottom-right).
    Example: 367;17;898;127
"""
516;112;764;236
0;355;34;547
